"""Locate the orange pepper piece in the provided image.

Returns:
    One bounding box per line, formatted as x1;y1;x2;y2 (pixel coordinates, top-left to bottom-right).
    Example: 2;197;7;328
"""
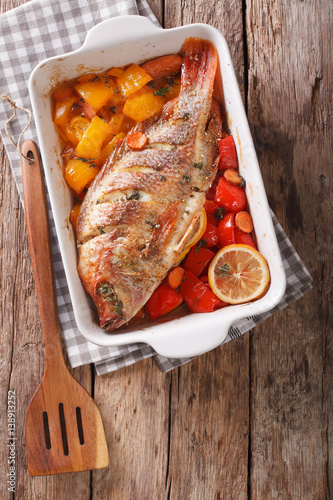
116;64;152;98
75;116;113;160
65;116;90;146
75;80;118;111
123;88;163;122
65;158;100;194
69;202;82;233
107;67;124;78
53;96;77;126
99;132;126;165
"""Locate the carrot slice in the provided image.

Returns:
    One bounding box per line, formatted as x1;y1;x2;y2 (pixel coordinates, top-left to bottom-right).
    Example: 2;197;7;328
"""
127;131;147;150
223;168;245;186
141;55;182;80
53;86;74;101
235;211;254;233
167;266;185;289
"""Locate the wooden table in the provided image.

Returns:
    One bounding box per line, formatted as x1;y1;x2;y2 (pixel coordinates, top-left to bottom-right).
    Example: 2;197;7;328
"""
1;0;331;498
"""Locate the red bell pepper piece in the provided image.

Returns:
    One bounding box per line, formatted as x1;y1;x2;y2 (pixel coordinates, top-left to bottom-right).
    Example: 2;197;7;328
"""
183;244;215;277
206;176;219;200
234;227;257;249
218;135;238;170
217;212;236;247
201;223;219;247
145;282;183;320
215;177;247;213
204;199;218;214
206;212;219;226
180;270;221;313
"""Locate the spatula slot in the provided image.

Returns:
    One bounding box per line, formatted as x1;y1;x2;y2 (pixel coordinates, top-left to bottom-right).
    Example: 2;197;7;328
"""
42;411;51;450
76;407;85;445
58;403;69;456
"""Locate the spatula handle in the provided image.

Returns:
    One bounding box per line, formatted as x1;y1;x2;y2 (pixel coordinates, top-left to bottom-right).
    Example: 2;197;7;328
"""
21;140;65;367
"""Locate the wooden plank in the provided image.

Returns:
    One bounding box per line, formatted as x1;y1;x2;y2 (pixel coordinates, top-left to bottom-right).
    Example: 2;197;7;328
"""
92;358;171;499
246;0;332;497
167;340;250;500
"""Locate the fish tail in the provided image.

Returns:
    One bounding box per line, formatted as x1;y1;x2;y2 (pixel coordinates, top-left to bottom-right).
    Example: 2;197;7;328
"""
180;37;218;94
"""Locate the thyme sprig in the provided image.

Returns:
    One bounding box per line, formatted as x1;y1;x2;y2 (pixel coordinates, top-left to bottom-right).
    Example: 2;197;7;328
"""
215;263;230;277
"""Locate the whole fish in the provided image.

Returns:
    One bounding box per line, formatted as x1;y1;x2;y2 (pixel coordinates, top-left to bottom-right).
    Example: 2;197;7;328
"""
77;37;222;330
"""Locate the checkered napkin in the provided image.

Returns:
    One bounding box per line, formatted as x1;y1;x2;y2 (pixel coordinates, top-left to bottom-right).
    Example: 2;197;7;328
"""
0;0;312;374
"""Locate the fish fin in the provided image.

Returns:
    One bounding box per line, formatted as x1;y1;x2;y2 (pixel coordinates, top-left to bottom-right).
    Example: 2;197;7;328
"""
144;201;181;257
180;37;217;94
175;209;202;253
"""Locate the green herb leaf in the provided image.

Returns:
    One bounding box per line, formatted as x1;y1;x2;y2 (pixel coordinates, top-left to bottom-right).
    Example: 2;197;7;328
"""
127;190;140;201
145;220;156;228
109;106;117;114
72;102;82;109
154;86;171;98
98;283;113;297
194;296;199;310
97;283;124;318
166;77;175;87
183;111;191;119
214;207;226;221
76;157;97;168
215;263;230;277
183;175;191;183
195;239;208;253
239;176;246;188
98;226;105;234
193;162;203;169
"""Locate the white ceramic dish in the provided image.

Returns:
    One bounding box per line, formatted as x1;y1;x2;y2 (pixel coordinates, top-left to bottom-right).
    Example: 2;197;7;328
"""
29;15;286;358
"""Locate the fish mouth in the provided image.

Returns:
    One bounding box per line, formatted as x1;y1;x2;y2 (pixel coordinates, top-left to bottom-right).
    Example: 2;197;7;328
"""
101;315;127;331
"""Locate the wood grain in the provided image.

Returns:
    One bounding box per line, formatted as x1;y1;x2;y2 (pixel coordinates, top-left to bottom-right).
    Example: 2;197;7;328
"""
0;0;331;497
246;0;332;498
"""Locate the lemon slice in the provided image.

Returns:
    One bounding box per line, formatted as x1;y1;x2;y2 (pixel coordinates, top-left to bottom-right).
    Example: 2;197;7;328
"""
175;208;207;263
208;244;270;304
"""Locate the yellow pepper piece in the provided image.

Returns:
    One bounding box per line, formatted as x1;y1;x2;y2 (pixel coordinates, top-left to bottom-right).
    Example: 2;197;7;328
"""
65;116;91;146
116;64;152;98
99;132;126;166
76;73;96;83
53;96;77;127
107;67;124;78
65;159;100;194
75;116;112;160
123;88;163;122
74;80;117;111
102;113;124;147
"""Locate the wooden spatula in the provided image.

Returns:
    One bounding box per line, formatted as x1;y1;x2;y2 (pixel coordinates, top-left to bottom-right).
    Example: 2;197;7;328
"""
21;140;109;476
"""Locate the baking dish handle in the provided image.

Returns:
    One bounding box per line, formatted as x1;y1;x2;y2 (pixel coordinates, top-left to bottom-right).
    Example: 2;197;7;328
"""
140;315;237;359
81;15;162;52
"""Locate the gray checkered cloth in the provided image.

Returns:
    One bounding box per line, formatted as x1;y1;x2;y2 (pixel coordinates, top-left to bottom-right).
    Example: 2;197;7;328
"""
0;0;312;374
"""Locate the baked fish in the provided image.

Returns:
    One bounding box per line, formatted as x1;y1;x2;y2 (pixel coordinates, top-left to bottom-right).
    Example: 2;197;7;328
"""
77;37;222;330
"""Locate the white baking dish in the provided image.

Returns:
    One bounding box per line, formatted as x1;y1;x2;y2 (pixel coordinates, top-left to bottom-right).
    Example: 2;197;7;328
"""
29;15;286;358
